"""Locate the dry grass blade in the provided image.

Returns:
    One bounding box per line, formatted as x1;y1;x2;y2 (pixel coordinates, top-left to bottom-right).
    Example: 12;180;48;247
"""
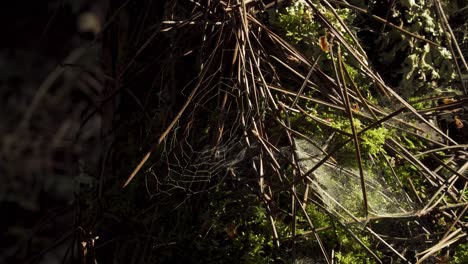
290;54;321;110
433;0;468;91
416;228;466;263
292;190;331;264
415;145;468;157
334;43;368;217
321;0;368;58
365;227;411;263
442;204;468;240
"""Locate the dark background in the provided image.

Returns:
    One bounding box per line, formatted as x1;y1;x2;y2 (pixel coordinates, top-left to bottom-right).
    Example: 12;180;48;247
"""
1;1;105;262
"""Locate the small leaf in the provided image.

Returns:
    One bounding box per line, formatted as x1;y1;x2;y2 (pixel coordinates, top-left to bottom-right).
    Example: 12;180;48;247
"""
319;35;329;53
454;116;464;129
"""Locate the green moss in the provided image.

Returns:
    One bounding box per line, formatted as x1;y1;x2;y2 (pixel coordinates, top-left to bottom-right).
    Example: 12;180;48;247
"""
192;183;287;263
451;242;468;264
335;251;376;264
330;117;390;157
272;0;355;58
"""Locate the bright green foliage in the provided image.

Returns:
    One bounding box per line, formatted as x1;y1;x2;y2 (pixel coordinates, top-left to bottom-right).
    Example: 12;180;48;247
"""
451;242;468;264
398;132;426;153
335;249;375;264
331;117;390;156
361;126;389;156
292;110;392;161
273;0;355;57
274;1;319;46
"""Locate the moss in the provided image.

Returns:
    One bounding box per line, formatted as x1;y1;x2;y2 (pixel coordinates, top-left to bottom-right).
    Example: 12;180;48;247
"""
301;203;384;263
330;117;390;158
272;0;355;58
451;242;468;264
192;182;287;263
